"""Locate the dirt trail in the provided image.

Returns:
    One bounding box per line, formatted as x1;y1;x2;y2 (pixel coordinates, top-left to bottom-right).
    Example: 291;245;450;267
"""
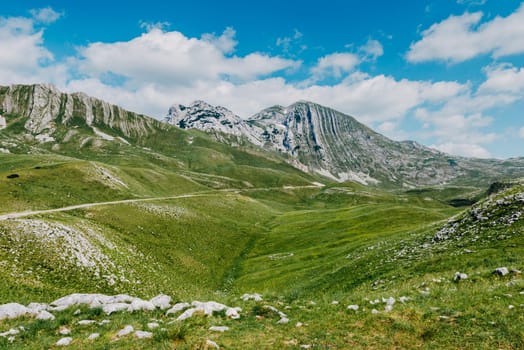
0;183;324;221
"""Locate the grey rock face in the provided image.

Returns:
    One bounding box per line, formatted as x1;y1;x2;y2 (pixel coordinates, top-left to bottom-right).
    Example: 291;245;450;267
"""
166;100;524;186
0;84;161;139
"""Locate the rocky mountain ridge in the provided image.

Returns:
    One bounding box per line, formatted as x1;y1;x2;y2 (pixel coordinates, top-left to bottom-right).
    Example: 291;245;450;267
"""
165;100;524;186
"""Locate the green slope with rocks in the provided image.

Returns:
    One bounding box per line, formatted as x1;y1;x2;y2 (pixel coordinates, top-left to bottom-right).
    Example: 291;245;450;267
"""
0;84;522;349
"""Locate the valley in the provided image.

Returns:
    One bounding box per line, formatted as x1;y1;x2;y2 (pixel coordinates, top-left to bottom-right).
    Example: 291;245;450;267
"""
0;84;523;349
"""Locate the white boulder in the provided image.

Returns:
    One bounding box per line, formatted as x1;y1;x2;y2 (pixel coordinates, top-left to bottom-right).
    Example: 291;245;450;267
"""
56;337;73;346
150;294;172;309
0;303;29;320
209;326;229;332
116;325;134;337
134;330;153;339
166;302;190;315
494;267;510;276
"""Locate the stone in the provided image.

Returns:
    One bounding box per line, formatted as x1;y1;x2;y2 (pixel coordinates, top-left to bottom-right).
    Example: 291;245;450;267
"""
209;326;229;332
59;327;71;335
453;272;468;282
371;309;379;314
77;320;97;325
150;294;172;309
277;317;289;324
88;333;100;340
166;302;190;315
134;330;153;339
56;337;73;346
128;299;155;312
36;310;55;320
103;303;130;315
206;339;220;349
347;305;359;311
0;328;19;337
116;325;134;337
147;322;160;329
240;293;263;302
0;303;29;320
494;267;509;276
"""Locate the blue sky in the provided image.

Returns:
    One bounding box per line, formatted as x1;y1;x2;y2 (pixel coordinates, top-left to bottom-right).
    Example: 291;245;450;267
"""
1;1;524;159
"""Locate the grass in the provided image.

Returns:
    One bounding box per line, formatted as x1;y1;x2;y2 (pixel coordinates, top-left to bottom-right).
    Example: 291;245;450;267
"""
0;102;523;347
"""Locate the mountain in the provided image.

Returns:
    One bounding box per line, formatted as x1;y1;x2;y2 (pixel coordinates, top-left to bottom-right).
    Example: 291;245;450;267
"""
166;100;524;186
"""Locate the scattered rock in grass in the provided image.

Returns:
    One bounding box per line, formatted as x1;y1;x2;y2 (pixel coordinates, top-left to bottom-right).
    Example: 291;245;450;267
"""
494;267;509;276
511;269;522;274
371;309;379;314
77;320;97;326
59;327;71;335
384;297;395;306
88;333;99;340
347;305;359;311
36;310;55;320
129;299;155;312
0;328;20;337
116;325;134;337
206;339;220;349
147;322;160;329
509;305;515;309
99;320;110;325
300;345;312;349
241;293;263;302
73;309;81;315
103;303;130;315
277;317;289;324
308;301;316;306
331;301;339;305
166;302;190;315
27;302;48;313
439;316;450;320
209;326;229;332
150;294;172;310
399;296;410;303
0;303;29;320
454;272;468;282
8;336;15;343
176;301;241;321
296;322;303;327
56;337;72;346
134;330;153;339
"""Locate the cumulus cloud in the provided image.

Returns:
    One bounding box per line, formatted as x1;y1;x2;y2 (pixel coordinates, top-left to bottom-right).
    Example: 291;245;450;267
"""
359;38;384;60
407;3;524;63
0;12;67;85
75;27;298;87
431;142;491;158
0;10;522;159
276;29;304;54
310;53;360;80
30;7;63;24
479;64;524;94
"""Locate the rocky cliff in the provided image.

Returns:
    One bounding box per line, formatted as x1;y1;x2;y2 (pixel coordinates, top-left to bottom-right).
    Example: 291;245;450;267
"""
166;100;524;186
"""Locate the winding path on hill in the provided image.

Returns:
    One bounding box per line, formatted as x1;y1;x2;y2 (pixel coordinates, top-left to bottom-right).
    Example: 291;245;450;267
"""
0;183;324;221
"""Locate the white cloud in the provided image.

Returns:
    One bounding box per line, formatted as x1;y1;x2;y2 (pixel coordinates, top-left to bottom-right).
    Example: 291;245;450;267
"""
519;127;524;138
201;27;237;54
30;7;62;24
457;0;487;6
0;13;67;85
479;64;524;93
431;142;491;158
276;29;303;53
359;39;384;60
310;53;360;80
407;4;524;62
75;27;298;87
